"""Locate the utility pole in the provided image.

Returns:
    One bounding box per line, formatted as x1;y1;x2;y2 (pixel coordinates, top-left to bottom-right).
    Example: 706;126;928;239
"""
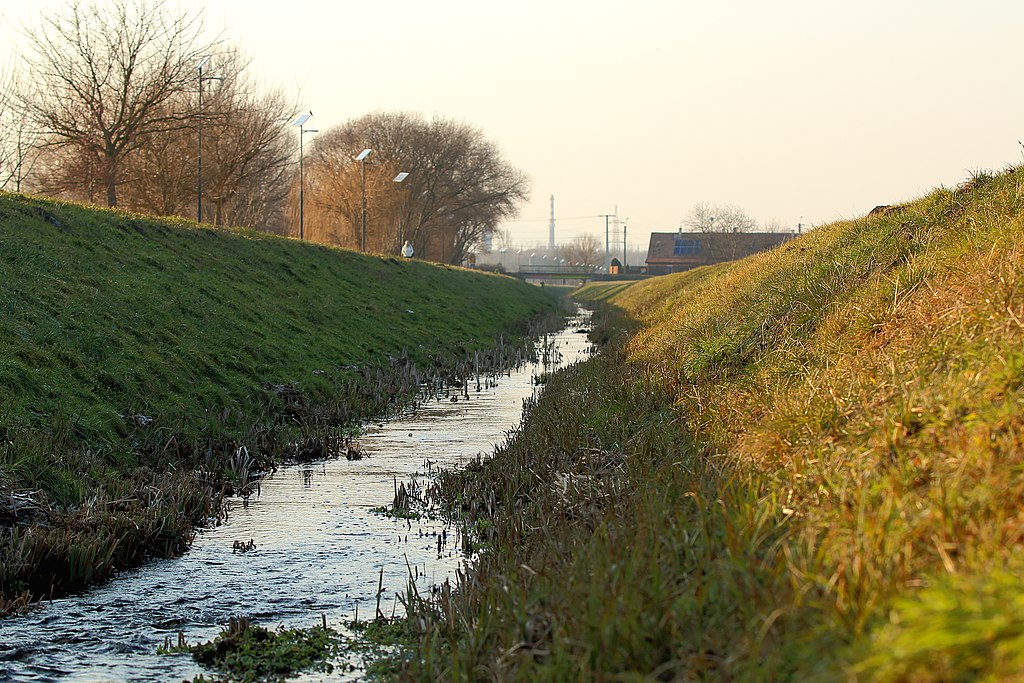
610;214;625;264
622;219;628;270
598;213;614;272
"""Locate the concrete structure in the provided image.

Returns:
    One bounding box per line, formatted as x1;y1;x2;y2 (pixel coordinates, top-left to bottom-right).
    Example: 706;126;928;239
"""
548;195;556;250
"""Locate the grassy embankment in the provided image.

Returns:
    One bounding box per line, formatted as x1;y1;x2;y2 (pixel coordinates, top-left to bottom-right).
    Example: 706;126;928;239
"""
397;168;1024;680
0;192;557;608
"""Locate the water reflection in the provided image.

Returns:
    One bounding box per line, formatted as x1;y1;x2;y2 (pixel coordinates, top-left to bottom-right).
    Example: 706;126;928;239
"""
0;312;593;682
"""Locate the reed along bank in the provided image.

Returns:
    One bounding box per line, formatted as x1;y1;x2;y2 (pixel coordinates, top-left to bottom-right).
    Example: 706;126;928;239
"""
397;168;1024;681
0;192;559;610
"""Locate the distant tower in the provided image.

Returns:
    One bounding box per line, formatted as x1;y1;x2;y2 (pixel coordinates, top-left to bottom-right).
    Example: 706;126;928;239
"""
548;194;556;250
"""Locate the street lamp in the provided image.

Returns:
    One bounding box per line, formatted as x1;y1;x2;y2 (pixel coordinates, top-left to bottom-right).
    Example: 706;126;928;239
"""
356;148;372;251
292;112;318;240
196;56;222;224
393;171;409;251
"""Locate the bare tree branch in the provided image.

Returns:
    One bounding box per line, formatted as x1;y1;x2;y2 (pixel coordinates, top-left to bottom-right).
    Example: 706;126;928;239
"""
0;67;45;192
119;47;295;228
304;112;529;263
684;201;761;261
19;0;213;206
684;201;758;234
558;233;603;268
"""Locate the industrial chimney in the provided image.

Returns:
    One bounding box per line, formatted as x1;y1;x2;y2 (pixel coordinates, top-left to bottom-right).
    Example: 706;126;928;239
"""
548;194;556;250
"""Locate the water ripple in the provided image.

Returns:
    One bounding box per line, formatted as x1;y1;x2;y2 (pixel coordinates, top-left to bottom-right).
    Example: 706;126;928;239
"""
0;314;593;681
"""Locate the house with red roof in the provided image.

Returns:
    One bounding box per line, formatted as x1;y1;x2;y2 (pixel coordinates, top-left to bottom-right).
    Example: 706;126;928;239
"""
645;230;794;275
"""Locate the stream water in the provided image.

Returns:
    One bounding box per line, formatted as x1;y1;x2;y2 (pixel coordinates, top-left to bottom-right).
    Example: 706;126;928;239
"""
0;312;592;682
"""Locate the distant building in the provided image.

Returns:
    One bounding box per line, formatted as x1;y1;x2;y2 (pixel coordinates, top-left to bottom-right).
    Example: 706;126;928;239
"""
645;230;794;275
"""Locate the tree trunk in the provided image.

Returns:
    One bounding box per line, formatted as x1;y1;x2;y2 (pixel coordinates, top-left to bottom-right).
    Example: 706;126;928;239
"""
104;148;118;207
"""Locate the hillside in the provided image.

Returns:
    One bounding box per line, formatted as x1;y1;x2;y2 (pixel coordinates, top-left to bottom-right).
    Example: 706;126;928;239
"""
400;168;1024;680
0;192;557;606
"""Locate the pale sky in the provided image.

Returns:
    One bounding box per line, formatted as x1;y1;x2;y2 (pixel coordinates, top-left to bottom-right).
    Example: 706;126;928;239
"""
3;0;1022;251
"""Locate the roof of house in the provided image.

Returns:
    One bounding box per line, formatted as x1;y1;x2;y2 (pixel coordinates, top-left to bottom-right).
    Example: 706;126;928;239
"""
646;231;793;264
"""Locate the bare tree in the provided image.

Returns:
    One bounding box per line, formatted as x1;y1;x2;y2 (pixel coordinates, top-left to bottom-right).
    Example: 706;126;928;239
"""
118;100;195;215
491;227;514;252
0;68;43;192
300;132;375;247
0;67;13;188
684;201;760;262
303;112;529;263
19;0;212;207
32;142;107;202
762;218;788;233
120;48;294;228
191;50;293;228
0;67;14;188
684;201;758;234
558;233;603;268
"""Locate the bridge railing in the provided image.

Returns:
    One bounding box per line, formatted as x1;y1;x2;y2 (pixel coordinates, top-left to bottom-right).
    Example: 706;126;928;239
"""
517;265;599;276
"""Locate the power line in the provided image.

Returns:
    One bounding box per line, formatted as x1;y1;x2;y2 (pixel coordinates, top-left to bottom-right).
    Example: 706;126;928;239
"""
505;215;601;222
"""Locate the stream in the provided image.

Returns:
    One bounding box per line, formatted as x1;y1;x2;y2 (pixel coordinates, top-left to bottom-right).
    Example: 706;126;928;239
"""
0;312;593;682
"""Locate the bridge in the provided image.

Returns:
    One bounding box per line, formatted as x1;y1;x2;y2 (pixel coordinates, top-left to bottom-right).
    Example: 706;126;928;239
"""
512;264;601;282
516;266;598;278
510;265;649;283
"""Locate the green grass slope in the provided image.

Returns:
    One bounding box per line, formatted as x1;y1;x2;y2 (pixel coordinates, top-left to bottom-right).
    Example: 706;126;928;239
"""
401;168;1024;680
0;192;556;605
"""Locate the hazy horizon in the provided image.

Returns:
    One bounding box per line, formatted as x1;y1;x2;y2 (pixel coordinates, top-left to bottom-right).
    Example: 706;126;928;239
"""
3;0;1021;252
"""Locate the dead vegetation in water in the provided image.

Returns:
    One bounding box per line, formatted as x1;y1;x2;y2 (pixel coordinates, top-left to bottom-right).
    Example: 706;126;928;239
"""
0;320;565;613
0;469;218;610
1;191;569;612
371;477;426;521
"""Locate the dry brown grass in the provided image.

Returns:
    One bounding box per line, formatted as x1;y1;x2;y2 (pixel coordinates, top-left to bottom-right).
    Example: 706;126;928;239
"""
401;167;1024;680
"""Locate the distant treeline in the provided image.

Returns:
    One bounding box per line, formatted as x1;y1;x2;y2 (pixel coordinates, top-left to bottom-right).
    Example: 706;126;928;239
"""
0;0;527;263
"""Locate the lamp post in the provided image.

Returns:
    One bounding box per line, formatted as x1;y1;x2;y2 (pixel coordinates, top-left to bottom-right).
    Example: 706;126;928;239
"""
356;149;372;251
196;56;222;224
291;112;318;240
393;171;409;252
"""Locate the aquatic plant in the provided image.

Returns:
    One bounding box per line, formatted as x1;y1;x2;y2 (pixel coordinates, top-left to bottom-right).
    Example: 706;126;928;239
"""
186;616;341;682
342;617;416;679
